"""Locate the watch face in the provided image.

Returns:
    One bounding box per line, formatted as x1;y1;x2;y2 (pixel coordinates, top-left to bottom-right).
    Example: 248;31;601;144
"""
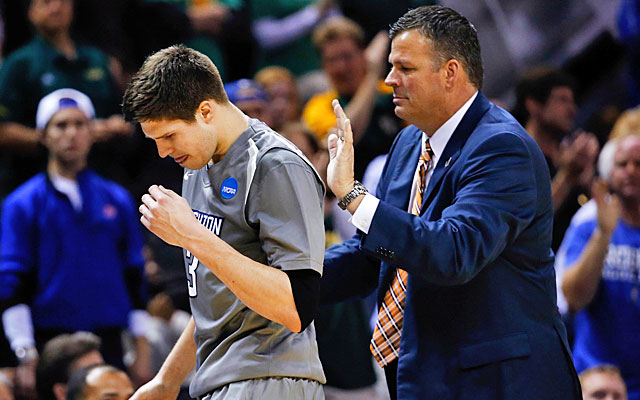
16;346;37;362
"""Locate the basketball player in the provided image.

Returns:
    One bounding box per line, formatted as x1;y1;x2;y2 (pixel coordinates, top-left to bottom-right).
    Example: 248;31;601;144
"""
122;45;326;400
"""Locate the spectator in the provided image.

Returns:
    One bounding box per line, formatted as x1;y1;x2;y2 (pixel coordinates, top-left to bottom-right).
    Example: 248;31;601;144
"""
302;17;404;180
580;365;628;400
0;0;133;198
609;106;640;140
252;0;340;76
559;134;640;400
224;78;272;126
0;89;151;388
66;365;133;400
513;66;600;251
36;332;104;400
255;66;301;132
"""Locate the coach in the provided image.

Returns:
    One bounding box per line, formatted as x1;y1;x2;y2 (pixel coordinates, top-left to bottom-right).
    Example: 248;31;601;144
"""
322;5;581;400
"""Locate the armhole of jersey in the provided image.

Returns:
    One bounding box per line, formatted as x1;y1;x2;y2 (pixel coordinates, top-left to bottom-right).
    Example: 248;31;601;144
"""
243;133;326;227
243;138;260;226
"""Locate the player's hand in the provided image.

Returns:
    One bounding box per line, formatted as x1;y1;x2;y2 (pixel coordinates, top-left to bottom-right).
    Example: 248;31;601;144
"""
139;185;201;248
129;376;180;400
327;99;355;199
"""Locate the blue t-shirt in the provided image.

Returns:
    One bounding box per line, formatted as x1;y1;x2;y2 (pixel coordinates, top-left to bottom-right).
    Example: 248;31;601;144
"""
0;170;145;331
559;210;640;399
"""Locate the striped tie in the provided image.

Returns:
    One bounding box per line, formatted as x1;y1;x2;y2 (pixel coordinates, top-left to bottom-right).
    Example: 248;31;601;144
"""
370;139;433;368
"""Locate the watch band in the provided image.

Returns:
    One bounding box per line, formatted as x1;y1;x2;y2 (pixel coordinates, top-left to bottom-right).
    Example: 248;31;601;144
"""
337;180;368;210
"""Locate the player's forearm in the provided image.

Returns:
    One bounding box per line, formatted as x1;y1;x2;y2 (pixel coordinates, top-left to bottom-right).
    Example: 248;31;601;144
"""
186;225;302;332
562;229;611;312
156;317;196;388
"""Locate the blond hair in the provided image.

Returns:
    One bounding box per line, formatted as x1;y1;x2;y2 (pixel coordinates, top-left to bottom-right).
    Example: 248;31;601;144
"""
312;17;365;51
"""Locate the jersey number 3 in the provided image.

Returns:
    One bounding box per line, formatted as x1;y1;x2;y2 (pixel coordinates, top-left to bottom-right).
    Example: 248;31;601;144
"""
187;253;199;297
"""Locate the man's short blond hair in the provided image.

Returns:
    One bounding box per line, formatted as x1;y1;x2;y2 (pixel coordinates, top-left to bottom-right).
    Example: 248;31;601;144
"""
255;66;295;90
579;364;624;386
312;17;365;51
609;106;640;140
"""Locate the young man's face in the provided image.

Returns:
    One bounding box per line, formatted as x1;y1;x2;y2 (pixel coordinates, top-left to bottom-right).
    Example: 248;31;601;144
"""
43;107;93;165
539;86;576;136
83;369;133;400
29;0;73;34
321;37;367;97
385;29;448;133
581;371;627;400
141;113;220;170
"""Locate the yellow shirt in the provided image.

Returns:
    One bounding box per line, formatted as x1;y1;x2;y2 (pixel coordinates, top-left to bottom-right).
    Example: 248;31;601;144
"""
302;81;393;142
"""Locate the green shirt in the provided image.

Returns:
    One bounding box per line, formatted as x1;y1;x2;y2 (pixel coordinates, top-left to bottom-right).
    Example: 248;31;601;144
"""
142;0;245;81
0;35;120;126
252;0;320;76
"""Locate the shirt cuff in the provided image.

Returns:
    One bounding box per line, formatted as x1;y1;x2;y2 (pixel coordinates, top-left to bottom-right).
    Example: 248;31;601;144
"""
129;309;152;338
2;304;35;351
349;193;379;234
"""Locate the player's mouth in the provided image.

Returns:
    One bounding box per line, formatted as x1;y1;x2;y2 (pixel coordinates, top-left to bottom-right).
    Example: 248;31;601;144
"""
174;155;188;164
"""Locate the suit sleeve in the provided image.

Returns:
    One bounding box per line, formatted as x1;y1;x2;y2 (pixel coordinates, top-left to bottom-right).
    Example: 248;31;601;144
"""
361;131;541;286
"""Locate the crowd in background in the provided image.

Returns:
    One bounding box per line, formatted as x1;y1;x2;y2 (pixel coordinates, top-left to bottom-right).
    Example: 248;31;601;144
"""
0;0;639;399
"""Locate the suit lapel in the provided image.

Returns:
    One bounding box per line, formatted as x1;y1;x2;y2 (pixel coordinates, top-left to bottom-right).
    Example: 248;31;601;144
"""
421;92;491;211
383;128;422;211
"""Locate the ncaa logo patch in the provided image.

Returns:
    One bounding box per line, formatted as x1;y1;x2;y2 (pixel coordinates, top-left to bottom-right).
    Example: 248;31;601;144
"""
220;177;238;199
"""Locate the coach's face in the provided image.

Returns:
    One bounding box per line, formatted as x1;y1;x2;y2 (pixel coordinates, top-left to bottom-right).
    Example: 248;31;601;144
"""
385;29;448;134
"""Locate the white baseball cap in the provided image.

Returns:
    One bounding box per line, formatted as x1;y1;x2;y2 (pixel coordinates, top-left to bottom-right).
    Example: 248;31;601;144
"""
36;88;95;130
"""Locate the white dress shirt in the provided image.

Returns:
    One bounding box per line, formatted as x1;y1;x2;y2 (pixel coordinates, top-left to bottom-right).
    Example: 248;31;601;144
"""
350;91;478;233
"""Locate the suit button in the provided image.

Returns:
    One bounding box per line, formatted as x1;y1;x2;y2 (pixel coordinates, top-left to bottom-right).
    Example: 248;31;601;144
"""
376;247;384;255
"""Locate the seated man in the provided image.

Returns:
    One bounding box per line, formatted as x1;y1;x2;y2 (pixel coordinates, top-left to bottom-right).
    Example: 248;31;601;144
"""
560;135;640;399
66;365;133;400
580;365;628;400
302;16;404;180
36;332;104;400
224;78;273;126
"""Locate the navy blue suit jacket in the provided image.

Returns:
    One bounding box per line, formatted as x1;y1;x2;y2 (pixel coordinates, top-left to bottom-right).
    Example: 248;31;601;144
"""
322;93;581;399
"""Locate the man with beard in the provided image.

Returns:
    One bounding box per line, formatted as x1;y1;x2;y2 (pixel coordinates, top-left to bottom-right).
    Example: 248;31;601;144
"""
513;67;599;251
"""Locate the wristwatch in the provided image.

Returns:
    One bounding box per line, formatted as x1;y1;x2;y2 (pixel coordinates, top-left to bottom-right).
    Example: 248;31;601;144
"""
337;180;368;210
15;346;38;363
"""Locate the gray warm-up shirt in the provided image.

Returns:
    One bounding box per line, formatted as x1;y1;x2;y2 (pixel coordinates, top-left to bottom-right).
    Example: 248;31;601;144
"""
181;118;327;397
